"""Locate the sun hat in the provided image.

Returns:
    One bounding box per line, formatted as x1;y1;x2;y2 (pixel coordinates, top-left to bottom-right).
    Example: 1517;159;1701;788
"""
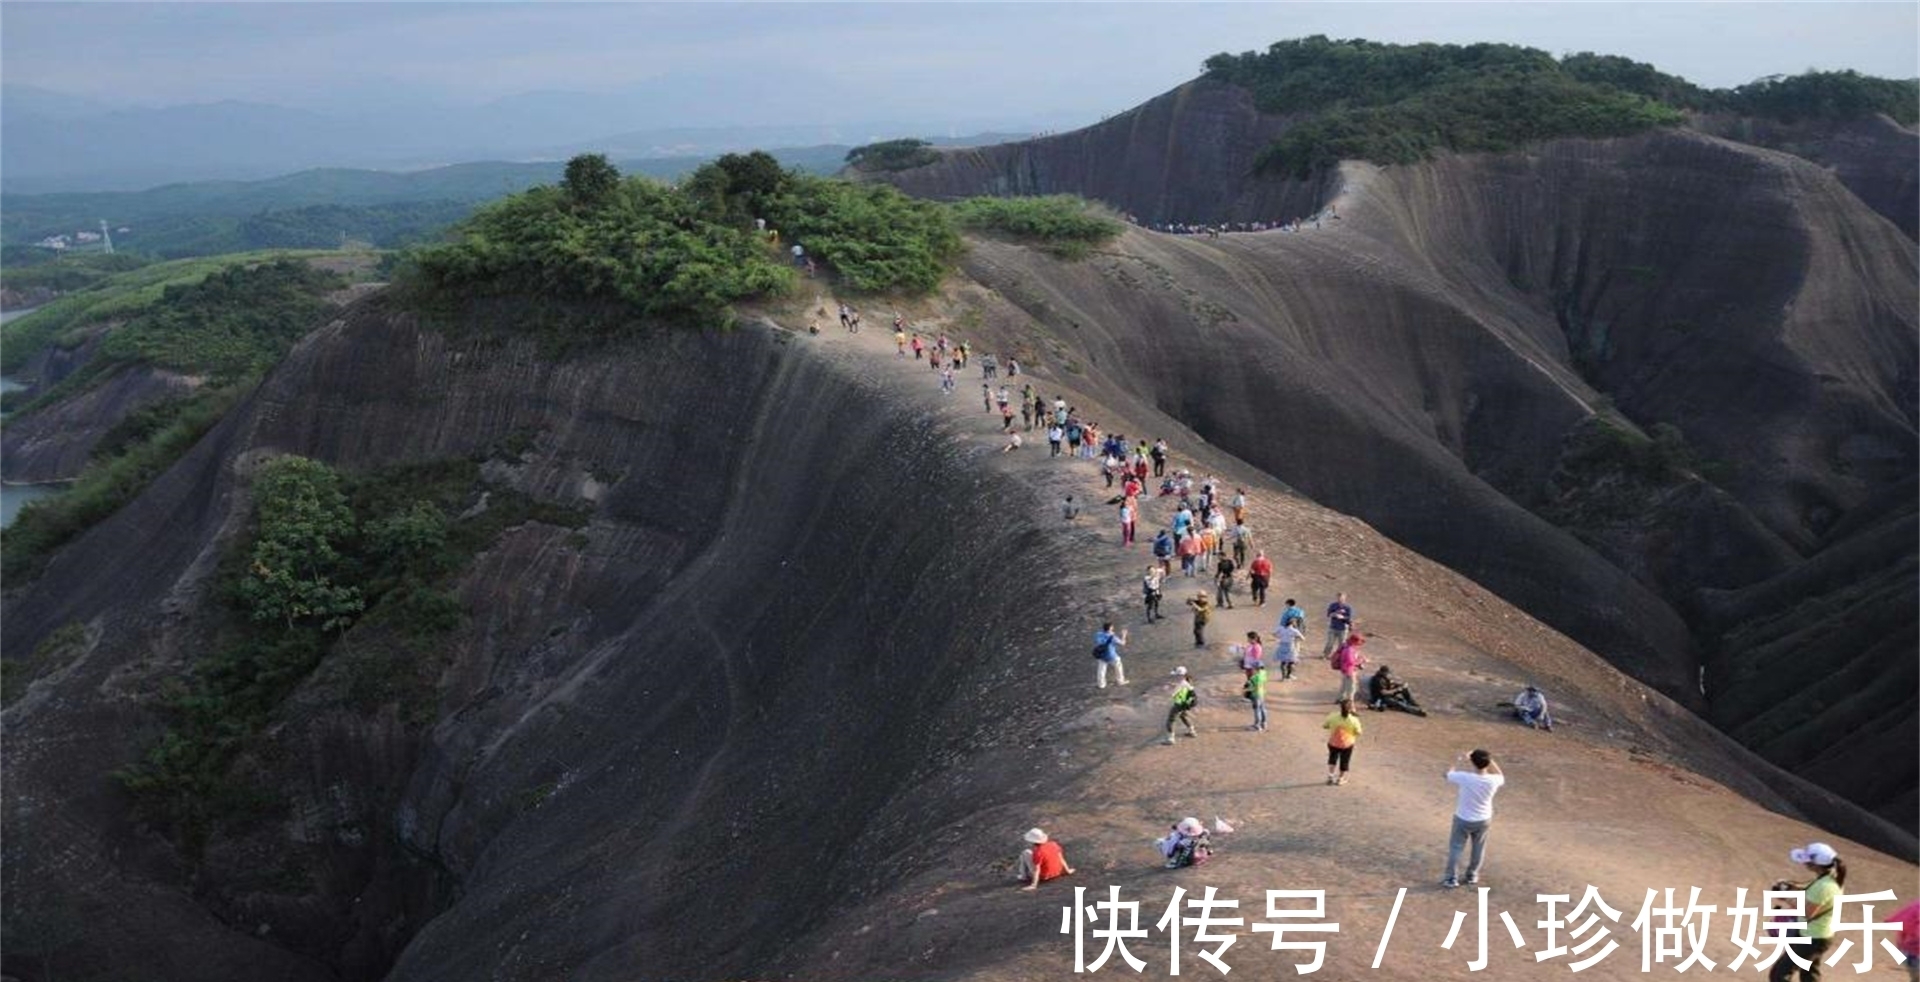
1789;842;1838;866
1177;817;1205;836
1024;828;1048;844
1172;666;1189;676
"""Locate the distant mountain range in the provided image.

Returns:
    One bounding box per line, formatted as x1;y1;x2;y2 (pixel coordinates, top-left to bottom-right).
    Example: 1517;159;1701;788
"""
0;79;1077;192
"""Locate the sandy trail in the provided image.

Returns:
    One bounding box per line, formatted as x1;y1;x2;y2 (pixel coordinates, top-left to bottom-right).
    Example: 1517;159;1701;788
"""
748;275;1917;980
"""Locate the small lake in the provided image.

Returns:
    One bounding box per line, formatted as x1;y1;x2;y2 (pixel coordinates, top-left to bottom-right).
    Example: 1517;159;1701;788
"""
2;304;69;527
1;483;62;528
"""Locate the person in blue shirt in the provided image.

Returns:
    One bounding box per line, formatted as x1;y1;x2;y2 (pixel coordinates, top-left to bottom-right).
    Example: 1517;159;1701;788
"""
1152;529;1175;576
1093;622;1130;689
1172;504;1193;539
1279;599;1307;632
1323;592;1354;658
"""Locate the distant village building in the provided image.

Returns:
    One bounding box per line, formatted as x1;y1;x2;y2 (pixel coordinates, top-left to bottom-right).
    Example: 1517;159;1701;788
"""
35;235;70;250
75;231;102;243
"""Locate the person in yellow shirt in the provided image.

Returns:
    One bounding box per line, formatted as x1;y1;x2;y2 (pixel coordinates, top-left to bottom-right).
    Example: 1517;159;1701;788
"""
1770;842;1848;982
1322;699;1364;785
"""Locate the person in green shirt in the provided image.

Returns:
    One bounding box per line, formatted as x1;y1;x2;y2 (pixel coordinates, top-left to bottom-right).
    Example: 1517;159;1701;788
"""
1770;841;1848;982
1244;663;1269;732
1162;667;1199;745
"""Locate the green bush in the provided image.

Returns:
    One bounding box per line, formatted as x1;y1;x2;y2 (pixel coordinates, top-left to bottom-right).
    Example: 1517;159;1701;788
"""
1255;68;1683;178
116;456;589;853
92;260;341;382
406;153;961;324
950;195;1123;258
1559;52;1715;109
406;166;794;329
1209;37;1915;176
764;176;961;293
1728;70;1919;126
234;457;365;631
845;139;940;172
1212;39;1686;177
0;249;351;375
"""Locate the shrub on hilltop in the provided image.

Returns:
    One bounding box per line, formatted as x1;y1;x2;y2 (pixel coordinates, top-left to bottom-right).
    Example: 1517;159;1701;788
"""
845;138;941;172
1206;36;1918;177
951;195;1123;258
404;153;960;323
1726;70;1919;126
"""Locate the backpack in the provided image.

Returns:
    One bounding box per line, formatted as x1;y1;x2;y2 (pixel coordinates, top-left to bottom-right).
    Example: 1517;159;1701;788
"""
1093;641;1109;659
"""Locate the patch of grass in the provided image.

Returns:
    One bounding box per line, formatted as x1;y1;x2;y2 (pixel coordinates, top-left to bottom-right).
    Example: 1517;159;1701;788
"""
950;196;1123;259
0;251;151;295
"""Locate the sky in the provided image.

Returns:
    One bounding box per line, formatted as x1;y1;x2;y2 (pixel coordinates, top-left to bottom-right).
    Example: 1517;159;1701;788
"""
4;1;1917;121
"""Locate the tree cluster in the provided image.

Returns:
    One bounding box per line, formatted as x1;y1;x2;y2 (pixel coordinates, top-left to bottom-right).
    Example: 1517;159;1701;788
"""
405;153;962;326
1205;37;1917;177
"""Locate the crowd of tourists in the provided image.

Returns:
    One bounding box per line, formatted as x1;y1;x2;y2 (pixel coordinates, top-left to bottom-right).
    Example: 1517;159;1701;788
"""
834;298;1911;977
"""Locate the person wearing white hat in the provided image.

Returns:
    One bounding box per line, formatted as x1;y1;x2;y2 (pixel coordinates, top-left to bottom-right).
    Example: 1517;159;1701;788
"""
1159;816;1212;868
1017;827;1075;891
1770;842;1847;981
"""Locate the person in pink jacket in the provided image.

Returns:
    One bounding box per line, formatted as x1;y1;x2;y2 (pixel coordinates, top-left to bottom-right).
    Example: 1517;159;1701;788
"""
1332;632;1368;704
1892;898;1920;982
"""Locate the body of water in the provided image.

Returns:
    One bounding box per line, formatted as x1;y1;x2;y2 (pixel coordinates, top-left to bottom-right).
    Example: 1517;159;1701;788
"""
2;304;70;527
1;483;62;528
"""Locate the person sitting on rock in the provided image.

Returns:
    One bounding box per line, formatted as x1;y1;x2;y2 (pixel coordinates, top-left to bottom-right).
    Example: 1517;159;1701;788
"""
1017;827;1075;890
1368;665;1427;716
1514;685;1553;731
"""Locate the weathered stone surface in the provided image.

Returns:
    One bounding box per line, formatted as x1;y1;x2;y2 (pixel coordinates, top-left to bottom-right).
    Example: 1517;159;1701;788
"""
2;365;200;482
928;126;1917;824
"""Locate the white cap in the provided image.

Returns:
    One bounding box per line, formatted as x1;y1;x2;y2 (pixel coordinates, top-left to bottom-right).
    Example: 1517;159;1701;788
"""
1789;842;1838;866
1171;666;1188;676
1176;817;1205;836
1024;827;1048;844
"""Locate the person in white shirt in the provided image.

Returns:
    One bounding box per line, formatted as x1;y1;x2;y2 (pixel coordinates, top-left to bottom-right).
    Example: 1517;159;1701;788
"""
1442;749;1504;888
1271;620;1305;680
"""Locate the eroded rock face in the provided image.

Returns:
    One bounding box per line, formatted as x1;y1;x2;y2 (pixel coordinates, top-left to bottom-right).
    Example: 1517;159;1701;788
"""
870;78;1339;224
1690;113;1919;240
2;366;200;482
935;127;1916;822
1;307;1089;981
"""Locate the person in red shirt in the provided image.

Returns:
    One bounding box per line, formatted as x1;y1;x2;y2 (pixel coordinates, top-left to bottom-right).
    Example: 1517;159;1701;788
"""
1248;551;1274;606
1019;828;1075;890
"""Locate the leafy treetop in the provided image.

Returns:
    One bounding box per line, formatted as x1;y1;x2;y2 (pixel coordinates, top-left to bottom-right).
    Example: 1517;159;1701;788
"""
846;139;941;172
404;152;961;327
1203;36;1918;176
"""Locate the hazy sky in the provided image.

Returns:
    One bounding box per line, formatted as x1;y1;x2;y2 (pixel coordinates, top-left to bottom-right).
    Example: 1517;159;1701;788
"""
5;2;1916;119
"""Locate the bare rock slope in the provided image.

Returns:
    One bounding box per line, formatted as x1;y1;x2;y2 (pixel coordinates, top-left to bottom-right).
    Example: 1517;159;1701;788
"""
2;295;1914;982
880;111;1917;824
